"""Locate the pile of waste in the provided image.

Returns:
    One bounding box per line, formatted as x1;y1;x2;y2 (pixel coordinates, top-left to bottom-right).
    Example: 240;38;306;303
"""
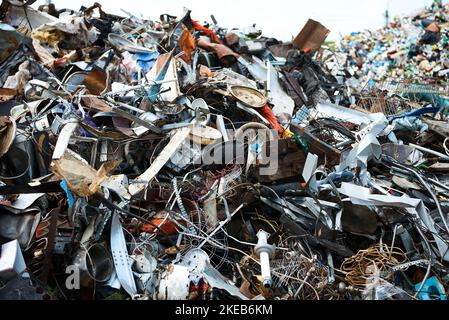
1;0;449;301
335;0;449;82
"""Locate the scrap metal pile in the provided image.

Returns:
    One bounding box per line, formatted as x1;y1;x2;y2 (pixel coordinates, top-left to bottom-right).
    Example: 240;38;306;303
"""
1;0;449;301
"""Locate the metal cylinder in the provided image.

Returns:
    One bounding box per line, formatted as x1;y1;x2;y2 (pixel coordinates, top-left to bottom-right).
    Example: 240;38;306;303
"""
260;251;272;288
255;230;276;289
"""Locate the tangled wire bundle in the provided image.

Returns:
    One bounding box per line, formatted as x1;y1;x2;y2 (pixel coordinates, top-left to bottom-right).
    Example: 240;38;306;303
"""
340;243;408;289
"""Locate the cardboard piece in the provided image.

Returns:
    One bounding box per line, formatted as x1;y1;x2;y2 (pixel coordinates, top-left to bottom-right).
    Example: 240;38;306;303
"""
293;19;330;52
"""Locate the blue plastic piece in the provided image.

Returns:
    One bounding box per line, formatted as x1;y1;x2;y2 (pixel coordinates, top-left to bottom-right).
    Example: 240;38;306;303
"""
316;170;355;187
415;276;446;300
60;180;74;208
389;106;441;121
147;54;172;102
133;51;159;73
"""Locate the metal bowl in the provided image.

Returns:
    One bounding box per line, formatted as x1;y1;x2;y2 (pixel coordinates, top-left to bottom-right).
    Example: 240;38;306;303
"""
229;85;267;109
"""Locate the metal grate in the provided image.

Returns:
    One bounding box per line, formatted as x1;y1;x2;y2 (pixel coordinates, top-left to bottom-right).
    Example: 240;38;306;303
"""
353;78;449;116
357;92;415;117
378;78;449;96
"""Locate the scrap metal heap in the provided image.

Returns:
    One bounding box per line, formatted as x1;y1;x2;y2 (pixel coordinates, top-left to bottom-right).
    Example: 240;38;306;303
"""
0;0;449;300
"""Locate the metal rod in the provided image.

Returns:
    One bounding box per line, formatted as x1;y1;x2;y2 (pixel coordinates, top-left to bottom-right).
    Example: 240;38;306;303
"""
198;203;245;249
409;143;449;161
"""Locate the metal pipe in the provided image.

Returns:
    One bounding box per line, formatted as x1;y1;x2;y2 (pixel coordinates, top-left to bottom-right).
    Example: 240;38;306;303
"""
409;143;449;161
255;230;276;289
414;226;433;299
388;159;449;236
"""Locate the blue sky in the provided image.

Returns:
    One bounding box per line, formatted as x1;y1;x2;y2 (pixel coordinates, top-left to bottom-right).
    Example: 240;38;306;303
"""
34;0;448;41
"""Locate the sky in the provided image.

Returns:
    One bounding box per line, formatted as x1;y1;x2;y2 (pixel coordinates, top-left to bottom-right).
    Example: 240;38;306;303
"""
33;0;449;41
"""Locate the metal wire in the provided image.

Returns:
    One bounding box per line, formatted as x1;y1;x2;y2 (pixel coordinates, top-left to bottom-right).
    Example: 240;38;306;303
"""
340;243;408;290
